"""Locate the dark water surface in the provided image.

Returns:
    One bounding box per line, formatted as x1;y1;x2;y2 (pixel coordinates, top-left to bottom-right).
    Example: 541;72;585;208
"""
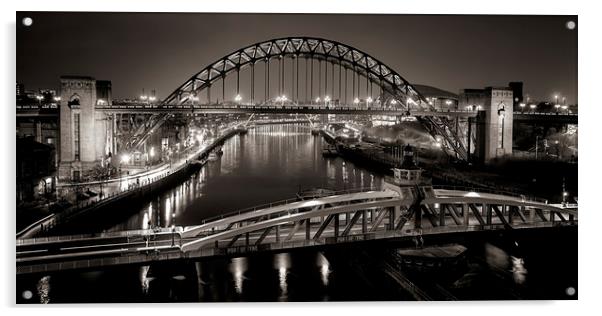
109;123;383;232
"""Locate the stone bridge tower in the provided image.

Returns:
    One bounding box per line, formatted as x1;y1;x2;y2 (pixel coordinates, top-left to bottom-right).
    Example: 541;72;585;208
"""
58;76;113;181
460;86;514;163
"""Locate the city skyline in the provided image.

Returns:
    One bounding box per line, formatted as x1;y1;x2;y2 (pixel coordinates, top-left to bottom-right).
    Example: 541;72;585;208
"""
16;12;577;103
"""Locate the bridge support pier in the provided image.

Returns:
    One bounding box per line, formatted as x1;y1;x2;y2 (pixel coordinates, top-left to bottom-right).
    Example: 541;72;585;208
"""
58;76;113;181
471;87;514;163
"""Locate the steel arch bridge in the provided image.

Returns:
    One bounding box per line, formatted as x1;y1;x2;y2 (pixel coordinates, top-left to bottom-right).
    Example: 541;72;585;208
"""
126;37;469;159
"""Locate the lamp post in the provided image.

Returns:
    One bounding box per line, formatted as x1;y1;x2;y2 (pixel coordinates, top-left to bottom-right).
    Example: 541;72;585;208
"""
445;99;452;111
140;88;148;104
530;104;537;113
519;103;526;113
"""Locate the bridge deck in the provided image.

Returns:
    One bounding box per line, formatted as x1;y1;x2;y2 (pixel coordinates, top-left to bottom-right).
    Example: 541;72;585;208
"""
96;104;478;117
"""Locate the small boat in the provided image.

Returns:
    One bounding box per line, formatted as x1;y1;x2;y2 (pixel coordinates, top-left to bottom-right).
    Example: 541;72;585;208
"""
296;188;335;200
394;244;467;273
322;146;338;158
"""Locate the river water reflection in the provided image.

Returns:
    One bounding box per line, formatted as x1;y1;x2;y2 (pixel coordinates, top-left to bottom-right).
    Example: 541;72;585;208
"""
110;123;383;232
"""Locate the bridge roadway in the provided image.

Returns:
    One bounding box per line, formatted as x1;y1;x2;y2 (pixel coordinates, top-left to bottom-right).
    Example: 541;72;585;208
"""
16;187;577;275
97;103;479;117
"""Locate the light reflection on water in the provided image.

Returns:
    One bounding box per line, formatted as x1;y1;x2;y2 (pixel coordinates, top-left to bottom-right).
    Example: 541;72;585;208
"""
317;252;331;287
112;123;383;231
36;276;51;304
274;253;291;300
511;256;528;284
140;265;153;295
229;257;248;295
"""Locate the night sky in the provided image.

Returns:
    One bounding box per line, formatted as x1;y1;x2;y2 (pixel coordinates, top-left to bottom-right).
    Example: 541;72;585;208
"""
16;12;577;103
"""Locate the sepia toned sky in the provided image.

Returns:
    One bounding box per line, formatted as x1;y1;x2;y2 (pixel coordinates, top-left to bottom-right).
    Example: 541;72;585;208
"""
16;12;577;103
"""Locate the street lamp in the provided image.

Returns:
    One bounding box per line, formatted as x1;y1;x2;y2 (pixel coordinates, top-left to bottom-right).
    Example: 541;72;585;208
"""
390;99;397;106
121;153;130;164
36;95;43;105
234;94;242;103
353;97;360;105
53;96;61;102
555;103;561;113
530;104;537;112
519;103;526;113
315;97;321;104
324;95;330;106
554;95;559;107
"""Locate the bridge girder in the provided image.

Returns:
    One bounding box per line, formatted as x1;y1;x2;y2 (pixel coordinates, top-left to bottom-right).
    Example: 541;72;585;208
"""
126;37;469;159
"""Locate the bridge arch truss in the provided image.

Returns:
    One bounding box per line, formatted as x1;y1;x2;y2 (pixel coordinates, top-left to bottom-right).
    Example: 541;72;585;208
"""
129;37;469;159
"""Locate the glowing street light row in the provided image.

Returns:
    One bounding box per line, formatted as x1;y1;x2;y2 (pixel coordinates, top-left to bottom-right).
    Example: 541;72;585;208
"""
190;92;415;107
